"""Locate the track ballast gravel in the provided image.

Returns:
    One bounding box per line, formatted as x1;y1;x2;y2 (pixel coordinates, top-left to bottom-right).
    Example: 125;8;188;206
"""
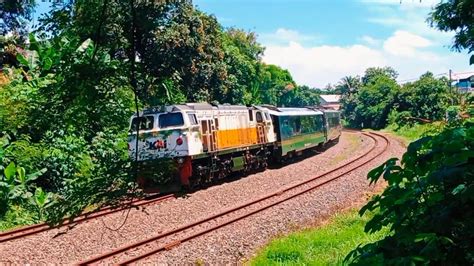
0;132;405;264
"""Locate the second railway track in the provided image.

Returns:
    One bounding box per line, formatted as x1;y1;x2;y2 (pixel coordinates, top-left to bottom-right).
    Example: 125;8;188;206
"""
0;194;174;243
79;131;390;264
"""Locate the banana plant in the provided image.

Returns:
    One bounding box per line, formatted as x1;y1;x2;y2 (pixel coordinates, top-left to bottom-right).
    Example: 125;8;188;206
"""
0;161;48;219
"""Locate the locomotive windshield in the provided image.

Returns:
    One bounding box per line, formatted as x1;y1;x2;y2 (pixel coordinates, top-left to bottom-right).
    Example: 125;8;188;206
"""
130;115;154;131
159;113;184;128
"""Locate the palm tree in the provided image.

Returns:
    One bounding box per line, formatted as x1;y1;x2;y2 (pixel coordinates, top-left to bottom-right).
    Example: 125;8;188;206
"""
337;76;361;96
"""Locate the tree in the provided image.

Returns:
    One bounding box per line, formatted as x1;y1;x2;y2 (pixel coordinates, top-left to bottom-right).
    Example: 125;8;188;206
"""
355;75;400;129
0;0;37;68
258;63;296;106
141;8;228;104
340;68;399;129
290;85;321;107
429;0;474;64
362;66;398;85
222;28;264;104
336;76;361;96
397;72;452;121
0;0;36;40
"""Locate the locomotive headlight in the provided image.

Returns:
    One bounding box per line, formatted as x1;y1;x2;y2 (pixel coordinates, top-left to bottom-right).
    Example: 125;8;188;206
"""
177;157;184;164
176;136;183;146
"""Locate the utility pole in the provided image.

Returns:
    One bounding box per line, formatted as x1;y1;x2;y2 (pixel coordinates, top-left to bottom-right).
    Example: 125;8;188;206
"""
449;69;454;106
449;69;452;89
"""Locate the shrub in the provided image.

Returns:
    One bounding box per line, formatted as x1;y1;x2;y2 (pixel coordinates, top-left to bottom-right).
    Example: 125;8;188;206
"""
346;120;474;265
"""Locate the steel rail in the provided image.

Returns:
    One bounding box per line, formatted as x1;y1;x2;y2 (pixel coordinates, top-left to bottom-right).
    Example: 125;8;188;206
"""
80;132;388;265
0;194;174;243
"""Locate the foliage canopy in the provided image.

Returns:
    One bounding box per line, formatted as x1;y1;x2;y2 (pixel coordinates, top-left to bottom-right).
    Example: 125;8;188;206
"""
346;121;474;265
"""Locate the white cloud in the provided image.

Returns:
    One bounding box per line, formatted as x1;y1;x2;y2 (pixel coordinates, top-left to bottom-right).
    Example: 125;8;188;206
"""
362;0;454;47
259;28;322;46
261;30;473;88
383;30;432;56
360;35;382;46
360;0;439;8
263;41;386;87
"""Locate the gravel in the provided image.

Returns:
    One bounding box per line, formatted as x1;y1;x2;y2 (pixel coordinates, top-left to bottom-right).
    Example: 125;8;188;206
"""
0;132;406;265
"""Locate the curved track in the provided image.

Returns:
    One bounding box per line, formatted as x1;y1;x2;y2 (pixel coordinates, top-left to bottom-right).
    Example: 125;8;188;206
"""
0;194;174;243
79;131;390;264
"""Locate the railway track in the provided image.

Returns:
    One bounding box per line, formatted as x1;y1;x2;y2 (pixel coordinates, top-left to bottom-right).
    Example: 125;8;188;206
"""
79;131;390;265
0;194;174;243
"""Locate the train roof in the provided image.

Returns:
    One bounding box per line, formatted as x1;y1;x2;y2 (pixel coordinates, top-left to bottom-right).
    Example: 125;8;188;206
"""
136;103;249;116
257;106;323;116
136;103;334;117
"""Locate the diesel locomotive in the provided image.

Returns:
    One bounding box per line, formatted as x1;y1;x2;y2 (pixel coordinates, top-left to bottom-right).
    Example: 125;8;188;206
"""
128;103;341;188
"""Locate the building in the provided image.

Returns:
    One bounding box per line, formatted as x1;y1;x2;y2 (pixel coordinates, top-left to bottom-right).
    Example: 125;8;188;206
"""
453;73;474;93
319;94;341;110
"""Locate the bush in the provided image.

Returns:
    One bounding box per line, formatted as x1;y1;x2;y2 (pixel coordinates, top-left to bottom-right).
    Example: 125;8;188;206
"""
0;135;51;223
43;130;138;224
346;120;474;265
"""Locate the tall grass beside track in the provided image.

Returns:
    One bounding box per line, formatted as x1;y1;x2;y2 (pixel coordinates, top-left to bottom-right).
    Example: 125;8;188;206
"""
383;122;444;144
250;209;387;266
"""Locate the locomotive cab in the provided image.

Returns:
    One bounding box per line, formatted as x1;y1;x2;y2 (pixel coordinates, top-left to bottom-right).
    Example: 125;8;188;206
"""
128;110;202;162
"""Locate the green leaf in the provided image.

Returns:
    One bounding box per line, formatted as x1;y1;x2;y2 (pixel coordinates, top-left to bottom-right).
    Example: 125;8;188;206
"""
16;53;29;66
34;187;47;208
411;256;428;262
26;168;46;182
76;38;93;53
367;163;385;184
4;162;16;182
414;233;436;242
28;33;39;51
43;57;53;70
27;51;39;70
452;184;466;195
16;166;26;184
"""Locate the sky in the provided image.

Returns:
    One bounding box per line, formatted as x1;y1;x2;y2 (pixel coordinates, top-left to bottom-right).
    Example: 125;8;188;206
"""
33;0;474;88
194;0;474;88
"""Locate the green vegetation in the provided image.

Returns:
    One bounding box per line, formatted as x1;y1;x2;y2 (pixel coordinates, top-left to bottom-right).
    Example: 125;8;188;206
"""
347;119;474;265
428;0;474;65
383;122;444;143
0;3;473;266
346;2;474;263
253;2;474;263
0;1;323;229
251;210;388;265
339;69;455;130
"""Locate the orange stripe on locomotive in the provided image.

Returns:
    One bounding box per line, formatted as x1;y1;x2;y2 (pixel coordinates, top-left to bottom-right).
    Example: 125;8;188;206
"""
215;127;259;149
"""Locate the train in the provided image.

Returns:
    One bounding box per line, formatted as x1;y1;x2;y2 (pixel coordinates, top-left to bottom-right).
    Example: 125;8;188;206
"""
128;103;341;189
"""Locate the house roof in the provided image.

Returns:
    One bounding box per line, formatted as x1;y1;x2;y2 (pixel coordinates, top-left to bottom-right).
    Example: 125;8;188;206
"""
451;73;474;81
319;94;341;103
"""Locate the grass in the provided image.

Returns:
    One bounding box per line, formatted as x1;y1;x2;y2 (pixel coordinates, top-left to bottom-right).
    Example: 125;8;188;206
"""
250;209;388;266
329;133;360;166
383;122;444;145
0;206;37;232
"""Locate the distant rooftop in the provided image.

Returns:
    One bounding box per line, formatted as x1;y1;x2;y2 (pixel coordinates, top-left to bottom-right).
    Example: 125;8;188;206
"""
319;94;341;103
451;73;474;81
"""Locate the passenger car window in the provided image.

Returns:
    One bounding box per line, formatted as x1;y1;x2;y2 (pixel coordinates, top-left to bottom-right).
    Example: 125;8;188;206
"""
294;117;301;134
159;113;184;128
248;110;254;121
